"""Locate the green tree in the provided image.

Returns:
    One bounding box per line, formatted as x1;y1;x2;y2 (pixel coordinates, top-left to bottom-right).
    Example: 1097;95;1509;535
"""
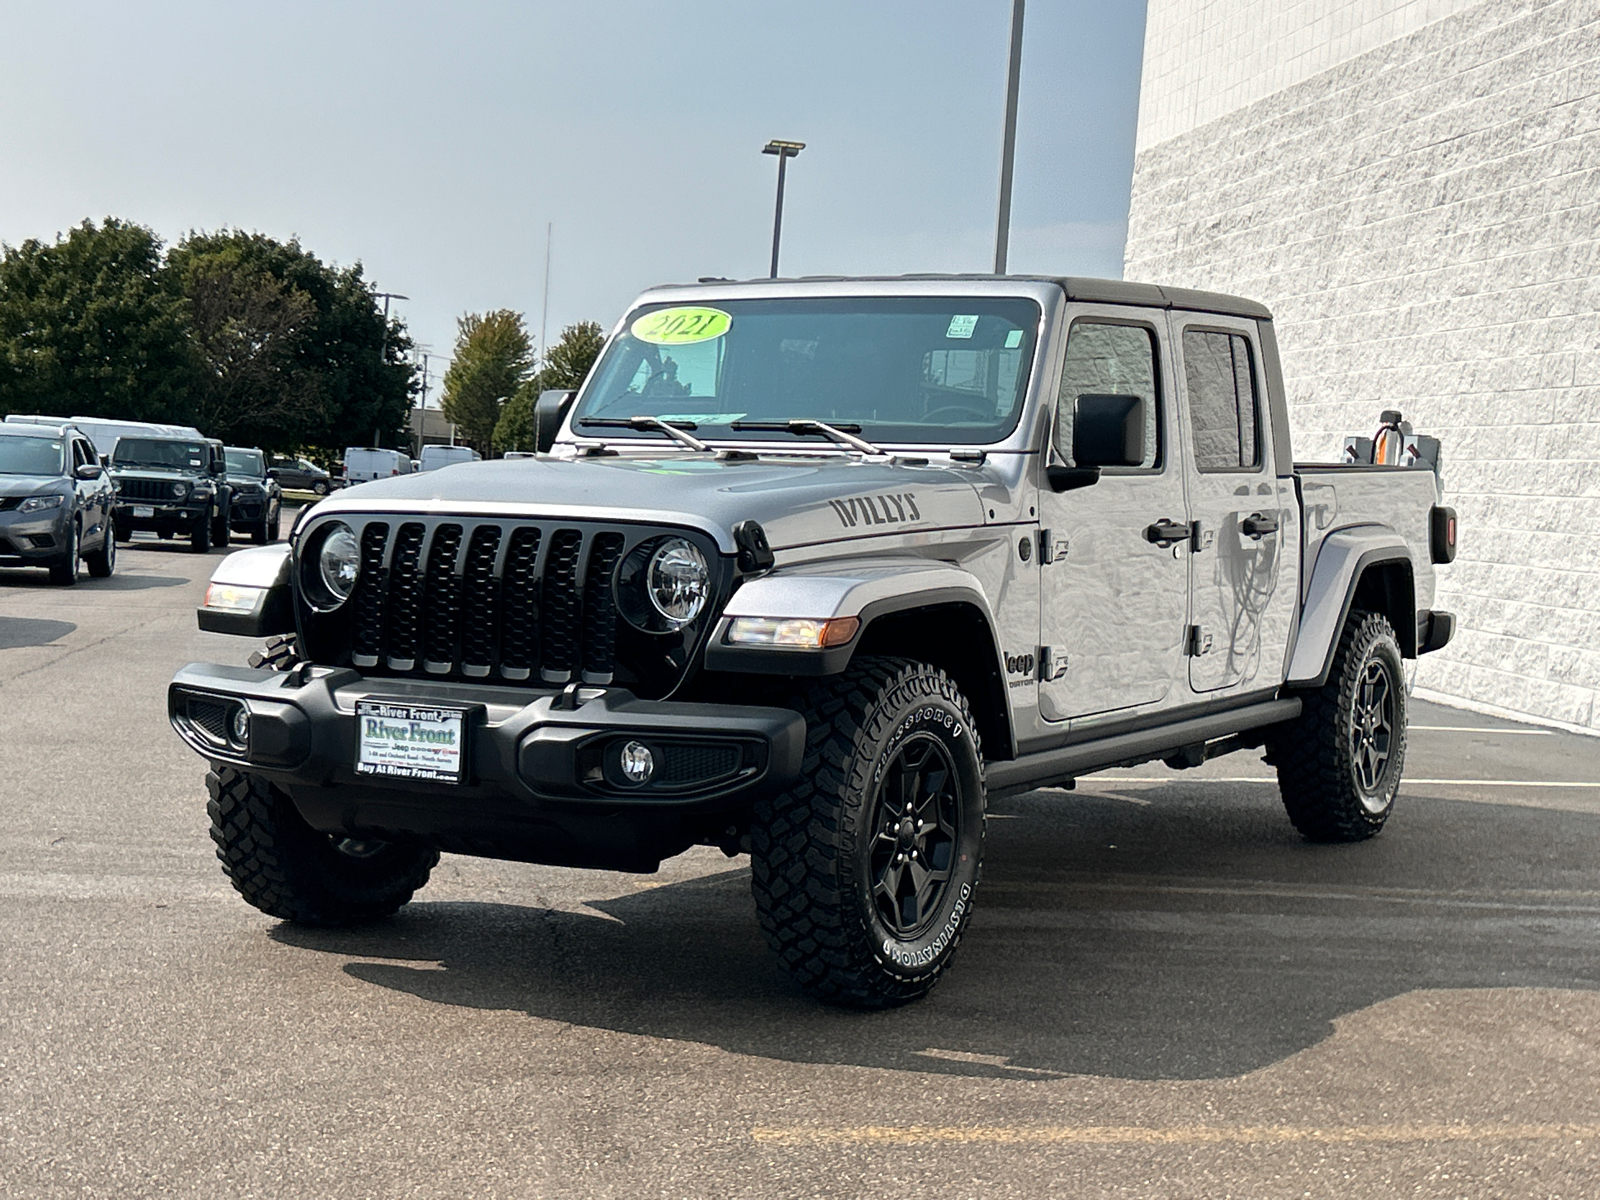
168;230;415;453
0;218;198;422
442;309;533;452
493;320;606;453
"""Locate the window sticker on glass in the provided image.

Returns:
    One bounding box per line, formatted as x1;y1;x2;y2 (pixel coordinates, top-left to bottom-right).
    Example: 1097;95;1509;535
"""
631;307;732;346
946;314;979;339
1004;329;1023;349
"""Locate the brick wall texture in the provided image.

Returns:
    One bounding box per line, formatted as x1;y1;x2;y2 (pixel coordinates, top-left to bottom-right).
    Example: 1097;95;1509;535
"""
1125;0;1600;730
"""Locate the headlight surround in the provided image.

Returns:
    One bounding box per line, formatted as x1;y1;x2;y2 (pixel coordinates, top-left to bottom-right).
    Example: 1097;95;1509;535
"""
317;522;360;605
171;481;190;499
616;535;713;633
18;493;65;514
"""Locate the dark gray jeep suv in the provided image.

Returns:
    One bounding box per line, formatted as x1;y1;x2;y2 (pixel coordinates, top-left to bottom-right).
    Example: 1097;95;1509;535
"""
0;422;116;584
111;435;233;552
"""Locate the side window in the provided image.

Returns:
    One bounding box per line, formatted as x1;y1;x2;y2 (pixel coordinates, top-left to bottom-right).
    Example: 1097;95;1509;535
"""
1054;322;1160;469
71;440;90;470
1182;330;1260;472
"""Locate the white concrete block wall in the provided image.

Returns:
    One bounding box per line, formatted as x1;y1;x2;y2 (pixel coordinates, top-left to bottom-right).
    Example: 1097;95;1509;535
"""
1126;0;1600;730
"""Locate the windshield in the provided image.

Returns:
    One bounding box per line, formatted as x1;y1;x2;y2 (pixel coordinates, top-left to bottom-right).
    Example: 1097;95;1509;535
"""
113;438;207;470
225;449;265;476
0;436;64;476
574;296;1041;446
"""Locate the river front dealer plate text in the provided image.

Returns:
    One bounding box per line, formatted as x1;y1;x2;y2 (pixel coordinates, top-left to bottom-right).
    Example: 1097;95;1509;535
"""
356;700;467;783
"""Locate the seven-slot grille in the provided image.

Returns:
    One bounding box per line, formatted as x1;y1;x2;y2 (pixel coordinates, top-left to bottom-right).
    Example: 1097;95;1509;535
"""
319;516;667;687
115;477;185;502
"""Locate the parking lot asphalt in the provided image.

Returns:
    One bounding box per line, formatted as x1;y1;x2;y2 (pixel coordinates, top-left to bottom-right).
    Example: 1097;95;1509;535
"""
3;528;1600;1199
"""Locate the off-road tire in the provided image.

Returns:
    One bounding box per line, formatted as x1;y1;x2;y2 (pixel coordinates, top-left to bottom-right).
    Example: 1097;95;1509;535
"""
85;525;115;577
211;512;231;548
750;657;985;1009
1270;610;1407;842
190;518;211;553
207;766;438;925
48;522;79;586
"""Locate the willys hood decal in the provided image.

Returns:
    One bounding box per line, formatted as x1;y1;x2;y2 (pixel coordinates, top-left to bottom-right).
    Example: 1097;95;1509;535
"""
313;455;990;553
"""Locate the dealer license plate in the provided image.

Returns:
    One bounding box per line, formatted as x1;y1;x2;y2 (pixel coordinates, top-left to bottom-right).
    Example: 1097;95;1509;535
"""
133;506;155;518
355;700;467;783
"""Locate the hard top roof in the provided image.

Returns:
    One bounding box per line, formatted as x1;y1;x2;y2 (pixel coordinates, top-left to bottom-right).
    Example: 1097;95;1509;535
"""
647;274;1272;321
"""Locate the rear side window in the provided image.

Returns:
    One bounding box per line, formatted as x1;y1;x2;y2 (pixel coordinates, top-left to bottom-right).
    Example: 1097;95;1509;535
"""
1054;322;1160;469
1183;330;1260;472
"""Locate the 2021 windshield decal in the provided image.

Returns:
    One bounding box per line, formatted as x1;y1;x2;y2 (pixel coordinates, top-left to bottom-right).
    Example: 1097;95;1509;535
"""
828;492;922;528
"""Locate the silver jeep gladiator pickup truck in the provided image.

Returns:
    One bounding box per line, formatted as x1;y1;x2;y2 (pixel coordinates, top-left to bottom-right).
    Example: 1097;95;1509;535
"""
170;275;1458;1007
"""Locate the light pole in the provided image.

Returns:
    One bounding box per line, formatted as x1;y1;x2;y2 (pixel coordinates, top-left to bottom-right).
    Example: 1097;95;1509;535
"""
993;0;1025;274
763;140;805;278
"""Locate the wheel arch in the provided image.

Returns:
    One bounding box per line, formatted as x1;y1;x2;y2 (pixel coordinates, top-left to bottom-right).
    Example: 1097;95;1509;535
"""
850;596;1012;761
1287;525;1416;689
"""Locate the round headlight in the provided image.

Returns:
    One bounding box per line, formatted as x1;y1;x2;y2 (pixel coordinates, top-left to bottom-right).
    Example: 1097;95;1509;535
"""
171;481;189;499
317;522;360;603
646;538;709;627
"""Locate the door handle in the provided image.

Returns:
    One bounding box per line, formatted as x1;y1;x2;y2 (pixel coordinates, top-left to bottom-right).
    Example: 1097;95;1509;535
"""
1144;519;1191;548
1242;512;1280;539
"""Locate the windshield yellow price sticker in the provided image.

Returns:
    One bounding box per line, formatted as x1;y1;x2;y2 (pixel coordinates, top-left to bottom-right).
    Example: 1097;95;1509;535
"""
631;307;731;345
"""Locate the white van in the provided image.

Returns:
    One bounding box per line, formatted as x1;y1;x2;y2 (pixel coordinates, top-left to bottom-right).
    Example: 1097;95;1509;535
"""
343;447;415;483
4;414;204;458
418;445;481;472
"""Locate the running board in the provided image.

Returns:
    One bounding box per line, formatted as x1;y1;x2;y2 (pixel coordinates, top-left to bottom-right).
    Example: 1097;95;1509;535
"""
985;698;1302;798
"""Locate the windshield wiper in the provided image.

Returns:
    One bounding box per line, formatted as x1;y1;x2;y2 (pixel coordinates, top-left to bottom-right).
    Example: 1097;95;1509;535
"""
728;419;883;456
578;415;710;452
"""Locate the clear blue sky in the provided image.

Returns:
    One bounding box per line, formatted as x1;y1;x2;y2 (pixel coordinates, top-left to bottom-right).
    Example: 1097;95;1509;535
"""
0;1;1148;404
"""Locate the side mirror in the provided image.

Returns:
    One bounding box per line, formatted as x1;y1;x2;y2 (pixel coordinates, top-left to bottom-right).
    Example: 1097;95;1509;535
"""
74;463;103;481
535;389;577;454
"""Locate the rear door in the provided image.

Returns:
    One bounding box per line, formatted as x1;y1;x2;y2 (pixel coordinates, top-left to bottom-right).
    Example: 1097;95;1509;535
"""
1173;318;1289;693
1036;309;1191;723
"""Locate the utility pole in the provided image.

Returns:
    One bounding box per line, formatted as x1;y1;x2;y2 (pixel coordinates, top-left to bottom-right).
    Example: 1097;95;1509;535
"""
993;0;1025;274
538;223;552;362
763;140;805;278
373;291;409;448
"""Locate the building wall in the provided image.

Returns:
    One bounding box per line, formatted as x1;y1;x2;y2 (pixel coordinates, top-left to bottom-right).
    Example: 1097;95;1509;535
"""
1125;0;1600;729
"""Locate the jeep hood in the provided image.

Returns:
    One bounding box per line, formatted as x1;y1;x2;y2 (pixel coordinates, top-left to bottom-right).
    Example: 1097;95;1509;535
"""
310;455;989;553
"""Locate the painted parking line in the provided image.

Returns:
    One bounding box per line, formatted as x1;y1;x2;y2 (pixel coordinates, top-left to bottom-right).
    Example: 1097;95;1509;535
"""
751;1121;1600;1147
1078;777;1600;788
1411;725;1554;735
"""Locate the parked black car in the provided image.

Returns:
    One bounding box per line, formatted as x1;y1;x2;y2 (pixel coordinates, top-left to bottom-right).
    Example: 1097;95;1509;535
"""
225;447;283;543
110;436;233;552
0;422;116;584
267;454;331;495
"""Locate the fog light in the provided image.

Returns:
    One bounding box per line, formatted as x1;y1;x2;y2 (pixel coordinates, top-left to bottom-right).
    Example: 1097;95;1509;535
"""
618;740;655;784
230;704;250;746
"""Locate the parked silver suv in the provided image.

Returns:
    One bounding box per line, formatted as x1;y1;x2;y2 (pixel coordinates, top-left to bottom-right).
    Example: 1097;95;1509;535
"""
0;422;116;584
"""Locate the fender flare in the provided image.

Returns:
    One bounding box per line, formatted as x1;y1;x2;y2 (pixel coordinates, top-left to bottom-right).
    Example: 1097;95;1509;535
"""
705;558;1002;677
196;543;295;637
1285;525;1414;689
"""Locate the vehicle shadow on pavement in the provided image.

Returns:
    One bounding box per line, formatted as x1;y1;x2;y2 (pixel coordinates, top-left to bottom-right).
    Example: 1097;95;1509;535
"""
0;616;76;647
272;787;1600;1082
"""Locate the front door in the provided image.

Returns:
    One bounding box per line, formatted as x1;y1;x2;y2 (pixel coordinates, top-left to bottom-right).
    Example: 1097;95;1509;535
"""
1173;319;1287;693
1037;312;1191;723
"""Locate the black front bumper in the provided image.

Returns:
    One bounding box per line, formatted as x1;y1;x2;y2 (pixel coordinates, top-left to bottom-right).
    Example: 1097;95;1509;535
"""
169;663;805;870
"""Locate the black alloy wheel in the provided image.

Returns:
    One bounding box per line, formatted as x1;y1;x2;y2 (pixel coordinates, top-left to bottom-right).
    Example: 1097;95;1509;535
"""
1350;657;1396;803
869;734;961;938
1269;609;1407;842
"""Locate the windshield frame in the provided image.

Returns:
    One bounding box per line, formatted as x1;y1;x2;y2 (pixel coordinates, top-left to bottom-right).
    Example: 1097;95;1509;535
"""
225;448;266;478
567;284;1055;452
111;437;209;470
0;434;66;477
